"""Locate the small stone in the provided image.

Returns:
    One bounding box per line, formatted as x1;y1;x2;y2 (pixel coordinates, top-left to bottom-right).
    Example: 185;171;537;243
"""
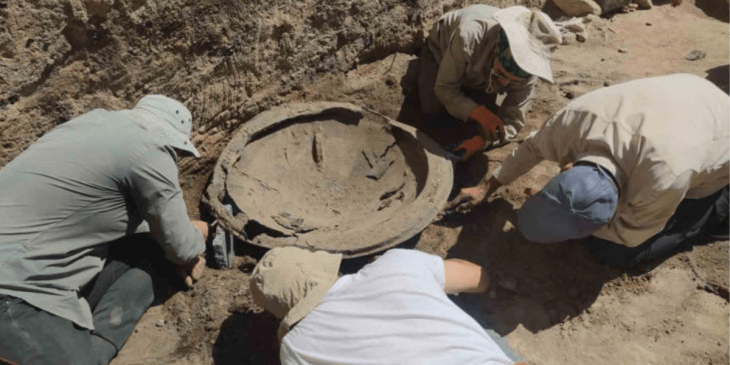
604;81;611;87
686;50;706;61
499;278;517;291
562;32;577;45
618;47;629;54
553;0;602;17
635;0;653;9
583;14;600;23
646;22;653;26
576;32;587;42
154;319;165;327
384;74;398;87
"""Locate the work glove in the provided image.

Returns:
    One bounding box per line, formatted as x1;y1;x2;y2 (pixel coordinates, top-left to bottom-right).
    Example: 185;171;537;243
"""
446;135;485;162
468;105;505;144
446;105;505;162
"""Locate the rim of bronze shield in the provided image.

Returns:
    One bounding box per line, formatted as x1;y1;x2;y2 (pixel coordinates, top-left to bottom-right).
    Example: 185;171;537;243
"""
203;102;453;258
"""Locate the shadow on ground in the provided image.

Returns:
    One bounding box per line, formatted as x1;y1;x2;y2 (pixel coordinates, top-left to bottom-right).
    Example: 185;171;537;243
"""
213;310;281;365
441;198;622;336
694;0;730;22
706;64;729;94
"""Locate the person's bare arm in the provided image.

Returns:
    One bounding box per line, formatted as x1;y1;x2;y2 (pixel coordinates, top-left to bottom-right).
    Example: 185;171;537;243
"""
443;258;489;294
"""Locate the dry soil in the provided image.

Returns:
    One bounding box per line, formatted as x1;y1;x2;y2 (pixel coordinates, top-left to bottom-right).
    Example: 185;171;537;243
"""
0;0;728;364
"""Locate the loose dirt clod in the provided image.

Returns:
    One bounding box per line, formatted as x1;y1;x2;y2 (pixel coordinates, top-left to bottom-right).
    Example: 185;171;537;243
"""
686;50;706;61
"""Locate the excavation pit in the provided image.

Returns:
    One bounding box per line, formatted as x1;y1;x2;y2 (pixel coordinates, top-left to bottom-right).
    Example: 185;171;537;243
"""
205;102;453;257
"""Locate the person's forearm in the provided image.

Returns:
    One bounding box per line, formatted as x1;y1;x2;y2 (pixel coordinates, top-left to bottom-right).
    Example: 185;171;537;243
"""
434;45;475;121
443;259;489;294
147;204;206;265
434;85;476;121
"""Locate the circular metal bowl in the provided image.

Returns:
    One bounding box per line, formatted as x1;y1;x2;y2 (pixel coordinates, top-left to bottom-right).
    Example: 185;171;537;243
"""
204;102;453;258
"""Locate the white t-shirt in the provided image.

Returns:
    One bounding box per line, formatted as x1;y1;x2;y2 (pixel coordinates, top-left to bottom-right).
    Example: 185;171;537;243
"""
280;249;513;365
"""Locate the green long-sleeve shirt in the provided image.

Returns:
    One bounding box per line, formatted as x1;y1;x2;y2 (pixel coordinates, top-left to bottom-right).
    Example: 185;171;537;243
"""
0;108;204;329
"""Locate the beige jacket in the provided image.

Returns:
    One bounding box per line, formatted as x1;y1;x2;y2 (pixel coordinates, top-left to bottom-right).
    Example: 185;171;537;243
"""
493;74;729;247
427;4;536;138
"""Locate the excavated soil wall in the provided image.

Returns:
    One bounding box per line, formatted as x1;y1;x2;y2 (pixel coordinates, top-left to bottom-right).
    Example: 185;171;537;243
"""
0;0;536;199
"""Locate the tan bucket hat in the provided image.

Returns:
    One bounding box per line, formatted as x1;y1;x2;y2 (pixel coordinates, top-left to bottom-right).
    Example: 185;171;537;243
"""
122;95;200;157
493;6;562;83
250;247;342;341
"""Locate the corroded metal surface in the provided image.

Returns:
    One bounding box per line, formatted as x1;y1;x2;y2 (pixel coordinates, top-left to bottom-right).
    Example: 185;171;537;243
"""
203;102;453;258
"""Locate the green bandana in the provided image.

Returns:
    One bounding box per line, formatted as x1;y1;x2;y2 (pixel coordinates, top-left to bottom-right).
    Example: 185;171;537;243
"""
496;29;532;79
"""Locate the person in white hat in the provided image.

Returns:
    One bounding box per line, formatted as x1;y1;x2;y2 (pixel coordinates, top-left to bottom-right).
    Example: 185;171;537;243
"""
0;95;208;364
420;5;561;161
250;247;524;365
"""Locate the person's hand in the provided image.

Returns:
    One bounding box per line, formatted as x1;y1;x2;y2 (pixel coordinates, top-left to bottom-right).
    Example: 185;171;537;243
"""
176;256;206;289
468;105;505;144
191;220;209;241
443;176;503;215
444;185;489;214
447;135;486;162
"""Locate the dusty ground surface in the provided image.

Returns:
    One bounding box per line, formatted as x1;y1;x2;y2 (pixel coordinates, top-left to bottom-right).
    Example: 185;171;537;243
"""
1;0;728;364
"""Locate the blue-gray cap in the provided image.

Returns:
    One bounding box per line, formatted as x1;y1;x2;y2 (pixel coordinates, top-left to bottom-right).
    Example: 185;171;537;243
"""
518;164;618;243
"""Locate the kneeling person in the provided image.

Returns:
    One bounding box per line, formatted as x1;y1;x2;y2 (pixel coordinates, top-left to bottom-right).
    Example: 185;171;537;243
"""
420;5;561;160
0;95;208;365
251;247;521;365
446;74;729;268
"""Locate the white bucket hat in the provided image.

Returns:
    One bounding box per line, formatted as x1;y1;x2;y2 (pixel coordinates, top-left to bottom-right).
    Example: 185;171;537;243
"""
123;95;200;157
493;6;562;83
250;247;342;342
